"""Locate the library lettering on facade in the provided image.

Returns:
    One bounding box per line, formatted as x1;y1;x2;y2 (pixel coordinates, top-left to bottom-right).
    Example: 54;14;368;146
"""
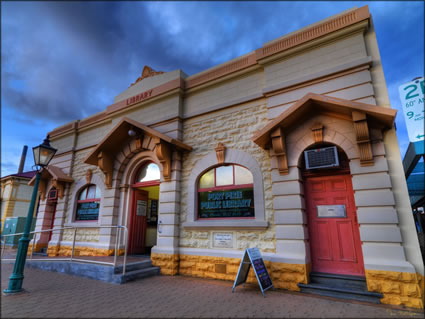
30;6;424;308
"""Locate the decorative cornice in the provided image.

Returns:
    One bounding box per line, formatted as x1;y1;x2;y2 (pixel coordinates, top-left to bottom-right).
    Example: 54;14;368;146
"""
49;6;371;141
256;6;370;61
185;54;257;89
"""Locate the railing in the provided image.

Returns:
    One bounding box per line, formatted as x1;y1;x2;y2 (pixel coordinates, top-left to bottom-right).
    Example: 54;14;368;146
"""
1;225;129;275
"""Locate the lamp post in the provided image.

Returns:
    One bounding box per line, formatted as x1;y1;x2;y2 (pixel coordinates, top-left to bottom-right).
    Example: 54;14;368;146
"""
4;135;57;294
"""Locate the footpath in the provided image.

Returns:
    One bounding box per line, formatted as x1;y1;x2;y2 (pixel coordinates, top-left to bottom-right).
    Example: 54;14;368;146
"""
1;263;423;318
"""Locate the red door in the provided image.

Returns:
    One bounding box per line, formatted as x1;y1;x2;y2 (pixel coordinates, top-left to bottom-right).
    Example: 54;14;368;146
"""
48;201;57;242
305;174;364;276
128;190;148;254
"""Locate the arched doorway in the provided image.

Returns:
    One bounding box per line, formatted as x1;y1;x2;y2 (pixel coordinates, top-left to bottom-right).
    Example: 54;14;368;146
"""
301;143;364;276
128;162;160;255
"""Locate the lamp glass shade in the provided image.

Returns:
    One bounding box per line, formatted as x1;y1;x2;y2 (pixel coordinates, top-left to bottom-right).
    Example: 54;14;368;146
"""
33;137;57;167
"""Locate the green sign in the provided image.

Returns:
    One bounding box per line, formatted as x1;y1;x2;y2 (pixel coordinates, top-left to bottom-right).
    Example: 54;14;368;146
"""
76;202;100;220
198;188;254;218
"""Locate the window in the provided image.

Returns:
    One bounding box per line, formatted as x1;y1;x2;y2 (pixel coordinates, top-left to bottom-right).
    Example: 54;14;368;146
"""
135;163;160;183
75;184;101;221
198;164;254;219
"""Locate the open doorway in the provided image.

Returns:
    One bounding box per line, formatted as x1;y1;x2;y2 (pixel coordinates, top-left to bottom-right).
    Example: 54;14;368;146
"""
128;162;160;255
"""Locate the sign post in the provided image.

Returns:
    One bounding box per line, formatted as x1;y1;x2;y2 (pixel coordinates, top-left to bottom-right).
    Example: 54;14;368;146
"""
398;77;424;142
232;247;273;297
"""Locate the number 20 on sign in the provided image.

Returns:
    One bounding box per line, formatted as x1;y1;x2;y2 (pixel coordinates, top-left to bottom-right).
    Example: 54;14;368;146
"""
398;77;424;142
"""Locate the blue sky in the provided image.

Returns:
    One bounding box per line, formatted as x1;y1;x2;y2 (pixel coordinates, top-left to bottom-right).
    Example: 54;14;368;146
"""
1;1;424;176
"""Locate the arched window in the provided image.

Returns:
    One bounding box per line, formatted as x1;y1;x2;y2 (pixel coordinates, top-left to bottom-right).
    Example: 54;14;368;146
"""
198;164;254;219
75;184;101;221
135;163;160;184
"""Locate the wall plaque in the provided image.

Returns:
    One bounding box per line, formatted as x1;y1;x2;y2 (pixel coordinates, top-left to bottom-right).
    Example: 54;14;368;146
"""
213;232;233;248
317;205;346;218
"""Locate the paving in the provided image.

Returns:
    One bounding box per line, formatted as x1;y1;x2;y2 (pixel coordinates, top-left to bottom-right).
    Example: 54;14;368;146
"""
1;263;424;318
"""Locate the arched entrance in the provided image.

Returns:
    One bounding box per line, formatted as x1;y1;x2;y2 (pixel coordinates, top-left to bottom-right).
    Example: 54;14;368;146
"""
128;162;160;255
301;143;364;276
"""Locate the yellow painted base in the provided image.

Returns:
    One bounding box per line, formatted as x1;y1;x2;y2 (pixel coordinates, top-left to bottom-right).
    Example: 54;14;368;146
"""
151;253;310;292
366;270;424;309
27;243;48;254
151;253;179;275
46;245;125;257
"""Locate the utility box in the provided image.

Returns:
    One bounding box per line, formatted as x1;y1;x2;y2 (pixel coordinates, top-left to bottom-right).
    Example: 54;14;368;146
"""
2;217;36;247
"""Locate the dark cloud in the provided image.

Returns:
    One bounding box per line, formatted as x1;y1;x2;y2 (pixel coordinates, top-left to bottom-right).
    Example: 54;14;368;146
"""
1;1;423;177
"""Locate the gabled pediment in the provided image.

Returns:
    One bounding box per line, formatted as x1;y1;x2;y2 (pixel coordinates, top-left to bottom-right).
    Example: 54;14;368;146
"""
29;165;74;200
252;93;397;172
84;117;192;187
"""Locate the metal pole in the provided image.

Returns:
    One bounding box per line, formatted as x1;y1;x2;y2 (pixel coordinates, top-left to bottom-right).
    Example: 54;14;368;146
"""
1;238;6;258
123;228;128;275
71;228;77;261
4;171;41;294
30;232;37;260
113;227;119;267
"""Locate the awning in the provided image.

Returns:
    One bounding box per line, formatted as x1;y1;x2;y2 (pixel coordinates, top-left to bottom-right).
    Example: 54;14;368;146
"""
29;165;74;200
252;93;397;173
84;117;192;187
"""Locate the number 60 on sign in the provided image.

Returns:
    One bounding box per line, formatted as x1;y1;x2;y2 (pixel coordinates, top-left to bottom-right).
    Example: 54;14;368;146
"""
398;77;424;142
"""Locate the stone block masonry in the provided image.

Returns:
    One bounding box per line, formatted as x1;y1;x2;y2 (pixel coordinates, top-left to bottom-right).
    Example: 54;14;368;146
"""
151;253;310;292
366;270;424;309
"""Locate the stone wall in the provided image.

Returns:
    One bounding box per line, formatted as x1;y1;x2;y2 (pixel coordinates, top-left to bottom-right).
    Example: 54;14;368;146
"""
180;100;274;251
366;270;424;309
151;253;310;292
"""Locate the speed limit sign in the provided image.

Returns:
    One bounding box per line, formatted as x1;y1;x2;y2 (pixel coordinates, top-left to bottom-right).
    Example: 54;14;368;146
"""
398;77;424;142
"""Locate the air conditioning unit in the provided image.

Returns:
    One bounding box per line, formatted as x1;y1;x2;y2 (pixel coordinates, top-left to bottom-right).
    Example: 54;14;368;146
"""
304;146;339;169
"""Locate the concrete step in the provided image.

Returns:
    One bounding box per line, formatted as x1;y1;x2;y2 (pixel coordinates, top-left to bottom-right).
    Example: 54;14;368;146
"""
309;272;367;290
113;260;153;274
298;282;383;303
113;267;160;284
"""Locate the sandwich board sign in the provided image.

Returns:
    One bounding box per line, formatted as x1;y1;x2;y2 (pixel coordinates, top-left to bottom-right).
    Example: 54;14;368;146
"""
398;77;424;142
232;247;273;297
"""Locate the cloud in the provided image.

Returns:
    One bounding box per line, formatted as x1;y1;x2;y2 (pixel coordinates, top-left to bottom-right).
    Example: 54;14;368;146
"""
1;1;423;176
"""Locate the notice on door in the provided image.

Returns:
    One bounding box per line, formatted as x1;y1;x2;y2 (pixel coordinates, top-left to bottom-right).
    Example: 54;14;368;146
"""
136;200;147;216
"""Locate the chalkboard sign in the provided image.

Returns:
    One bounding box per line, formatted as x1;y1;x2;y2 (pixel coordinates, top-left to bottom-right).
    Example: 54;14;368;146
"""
198;188;254;219
232;247;273;297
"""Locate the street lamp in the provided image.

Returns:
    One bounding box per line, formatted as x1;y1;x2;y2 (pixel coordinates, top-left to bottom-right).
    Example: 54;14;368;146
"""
4;135;57;294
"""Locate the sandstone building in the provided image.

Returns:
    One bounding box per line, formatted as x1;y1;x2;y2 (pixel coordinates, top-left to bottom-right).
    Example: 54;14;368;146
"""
30;6;424;308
